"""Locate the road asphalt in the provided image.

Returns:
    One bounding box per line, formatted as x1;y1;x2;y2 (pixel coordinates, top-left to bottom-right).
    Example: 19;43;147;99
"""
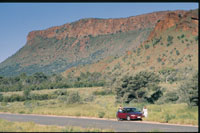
0;113;198;132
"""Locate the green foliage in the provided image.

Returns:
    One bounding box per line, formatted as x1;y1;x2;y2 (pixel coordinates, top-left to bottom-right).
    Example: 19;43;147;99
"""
152;37;161;47
0;93;3;101
66;91;81;104
98;111;105;118
0;72;105;93
164;91;179;103
158;68;177;83
2;95;25;102
166;35;173;47
23;89;31;99
181;34;185;38
179;72;198;106
157;57;162;63
145;44;150;49
167;35;173;43
137;48;141;56
194;36;198;41
176;50;180;56
164;113;176;123
146;56;150;60
115;71;162;104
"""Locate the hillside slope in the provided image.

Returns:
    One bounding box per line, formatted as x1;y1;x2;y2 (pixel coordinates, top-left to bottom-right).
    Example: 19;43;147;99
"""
0;10;186;76
62;9;198;83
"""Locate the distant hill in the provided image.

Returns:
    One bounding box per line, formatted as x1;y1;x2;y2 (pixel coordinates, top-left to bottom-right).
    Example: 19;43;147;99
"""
0;9;197;76
62;9;198;82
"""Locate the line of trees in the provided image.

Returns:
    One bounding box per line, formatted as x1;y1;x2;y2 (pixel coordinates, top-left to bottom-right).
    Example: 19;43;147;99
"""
115;70;198;106
0;72;105;92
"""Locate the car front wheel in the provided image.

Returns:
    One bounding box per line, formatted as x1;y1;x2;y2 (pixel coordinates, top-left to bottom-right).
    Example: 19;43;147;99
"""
127;116;131;121
117;117;122;121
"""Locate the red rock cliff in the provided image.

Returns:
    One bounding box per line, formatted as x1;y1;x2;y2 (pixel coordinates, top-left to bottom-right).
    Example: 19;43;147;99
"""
27;10;186;44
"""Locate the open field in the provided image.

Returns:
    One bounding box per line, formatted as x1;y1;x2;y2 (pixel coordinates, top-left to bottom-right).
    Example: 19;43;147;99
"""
0;87;198;126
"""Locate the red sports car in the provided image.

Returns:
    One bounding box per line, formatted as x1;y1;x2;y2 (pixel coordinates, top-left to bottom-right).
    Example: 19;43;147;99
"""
116;107;144;121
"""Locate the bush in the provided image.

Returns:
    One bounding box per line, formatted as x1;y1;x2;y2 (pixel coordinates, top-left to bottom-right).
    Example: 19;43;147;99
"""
145;44;150;49
2;95;26;102
179;73;198;106
83;95;95;102
194;36;198;41
164;91;179;103
66;92;81;104
181;34;185;38
115;71;162;104
23;89;31;99
167;36;173;43
176;50;180;56
164;113;176;123
157;57;162;63
98;111;105;118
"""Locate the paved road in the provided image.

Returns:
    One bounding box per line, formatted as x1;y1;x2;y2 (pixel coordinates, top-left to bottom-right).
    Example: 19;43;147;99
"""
0;113;198;132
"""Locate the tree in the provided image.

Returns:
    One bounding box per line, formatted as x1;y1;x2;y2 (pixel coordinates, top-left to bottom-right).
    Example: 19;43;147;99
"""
115;71;162;104
23;88;31;100
179;72;198;106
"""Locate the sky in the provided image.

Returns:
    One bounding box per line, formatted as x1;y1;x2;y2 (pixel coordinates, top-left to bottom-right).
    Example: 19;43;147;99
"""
0;3;198;63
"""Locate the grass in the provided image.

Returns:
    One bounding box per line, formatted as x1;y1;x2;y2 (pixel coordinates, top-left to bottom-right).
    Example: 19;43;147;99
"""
0;87;198;126
144;103;198;125
0;119;113;132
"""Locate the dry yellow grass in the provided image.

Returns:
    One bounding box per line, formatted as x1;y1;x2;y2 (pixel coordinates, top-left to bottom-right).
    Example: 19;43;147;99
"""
0;119;113;132
0;87;198;126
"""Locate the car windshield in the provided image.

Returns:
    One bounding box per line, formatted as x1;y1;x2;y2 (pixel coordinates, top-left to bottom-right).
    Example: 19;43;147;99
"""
126;108;140;113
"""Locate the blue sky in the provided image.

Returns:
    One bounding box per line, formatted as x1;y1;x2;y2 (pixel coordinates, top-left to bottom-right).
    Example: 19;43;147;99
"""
0;3;198;63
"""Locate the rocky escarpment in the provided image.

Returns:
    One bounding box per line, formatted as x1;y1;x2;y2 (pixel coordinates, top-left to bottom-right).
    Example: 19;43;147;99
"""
27;10;185;45
147;9;198;40
0;9;191;76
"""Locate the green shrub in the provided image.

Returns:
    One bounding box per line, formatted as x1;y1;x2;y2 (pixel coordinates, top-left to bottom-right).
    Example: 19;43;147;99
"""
179;73;198;106
176;50;180;56
98;111;105;118
194;36;198;41
157;57;162;63
167;36;173;43
145;44;150;49
152;37;161;47
164;91;179;103
164;113;176;123
115;71;162;104
23;89;31;99
83;95;95;102
146;56;150;60
137;48;141;56
57;95;67;103
181;34;185;38
66;92;81;104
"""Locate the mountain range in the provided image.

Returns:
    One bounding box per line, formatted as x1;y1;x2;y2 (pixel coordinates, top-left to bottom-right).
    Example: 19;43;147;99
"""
0;9;198;77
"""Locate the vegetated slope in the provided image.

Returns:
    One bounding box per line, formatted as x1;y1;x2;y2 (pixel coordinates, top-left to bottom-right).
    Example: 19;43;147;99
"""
63;9;198;82
0;10;185;76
